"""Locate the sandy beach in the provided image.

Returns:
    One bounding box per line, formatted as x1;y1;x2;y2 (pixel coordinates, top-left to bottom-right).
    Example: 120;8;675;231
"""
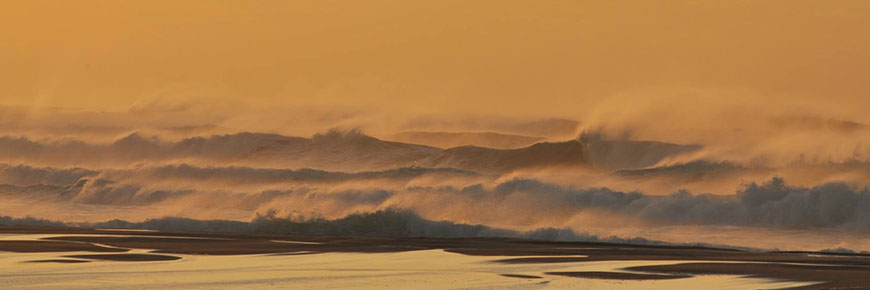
2;225;867;289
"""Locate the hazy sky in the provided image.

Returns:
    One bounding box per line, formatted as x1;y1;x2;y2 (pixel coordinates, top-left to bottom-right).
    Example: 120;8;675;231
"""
1;1;868;118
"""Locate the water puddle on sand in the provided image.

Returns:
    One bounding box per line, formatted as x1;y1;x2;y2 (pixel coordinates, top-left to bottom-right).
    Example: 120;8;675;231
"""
0;242;818;290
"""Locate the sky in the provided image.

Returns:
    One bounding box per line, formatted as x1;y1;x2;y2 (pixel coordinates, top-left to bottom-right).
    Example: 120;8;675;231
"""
1;0;868;119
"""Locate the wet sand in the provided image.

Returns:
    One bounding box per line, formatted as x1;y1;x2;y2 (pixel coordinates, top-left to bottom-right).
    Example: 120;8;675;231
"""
0;225;868;289
627;262;870;289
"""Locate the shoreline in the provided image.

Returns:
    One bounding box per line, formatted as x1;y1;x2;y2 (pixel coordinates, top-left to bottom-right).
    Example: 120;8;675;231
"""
1;225;867;289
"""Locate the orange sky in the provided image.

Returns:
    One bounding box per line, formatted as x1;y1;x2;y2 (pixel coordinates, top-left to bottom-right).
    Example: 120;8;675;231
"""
1;1;868;118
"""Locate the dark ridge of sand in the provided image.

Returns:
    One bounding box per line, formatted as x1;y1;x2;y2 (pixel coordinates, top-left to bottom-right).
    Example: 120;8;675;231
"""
625;262;870;289
773;250;870;258
269;252;320;256
545;271;691;280
500;274;543;279
24;259;91;263
65;254;182;262
0;240;129;253
478;246;870;267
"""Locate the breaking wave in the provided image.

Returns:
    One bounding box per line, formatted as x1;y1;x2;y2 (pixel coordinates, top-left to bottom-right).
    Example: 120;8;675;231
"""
1;127;870;251
0;130;703;173
2;162;870;232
